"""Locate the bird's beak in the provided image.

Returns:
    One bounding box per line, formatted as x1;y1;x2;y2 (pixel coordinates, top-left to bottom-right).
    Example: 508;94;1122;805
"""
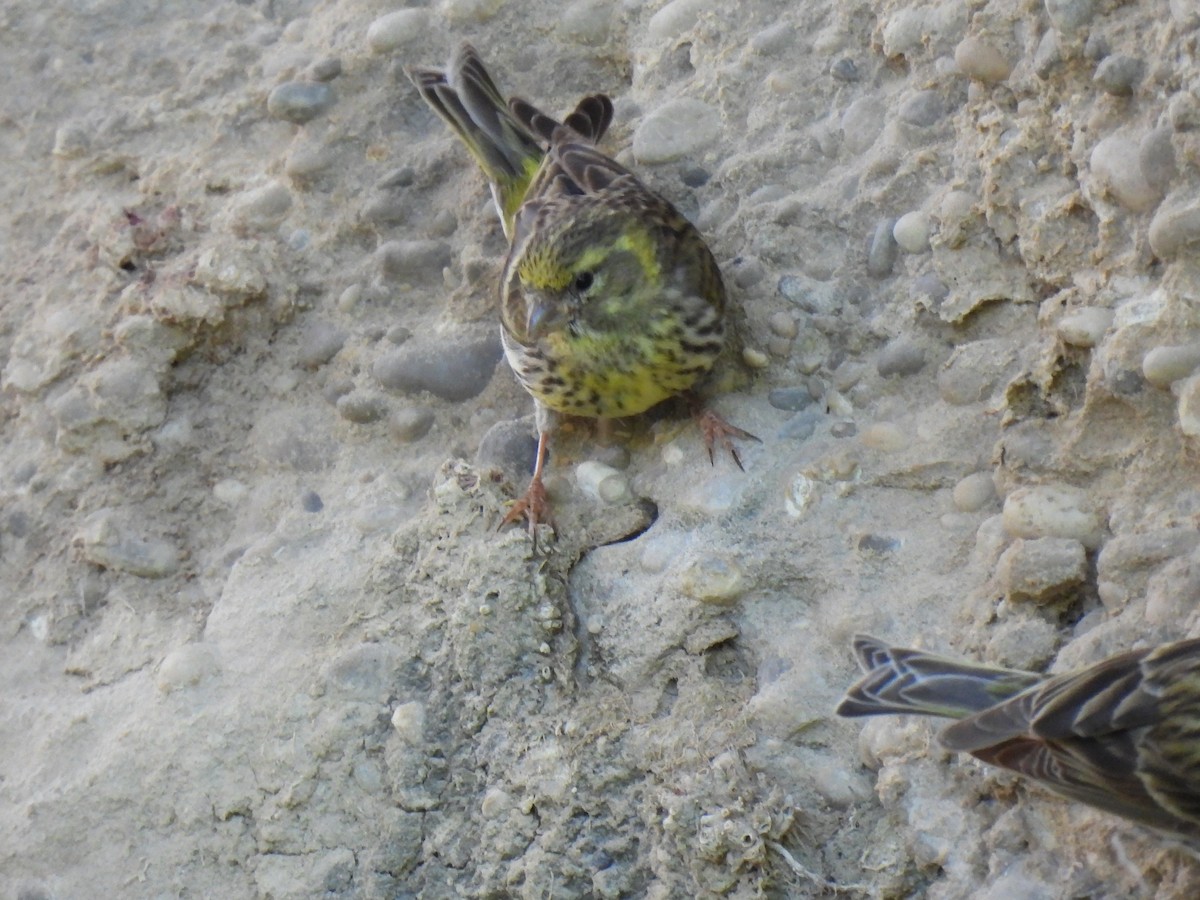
525;294;567;340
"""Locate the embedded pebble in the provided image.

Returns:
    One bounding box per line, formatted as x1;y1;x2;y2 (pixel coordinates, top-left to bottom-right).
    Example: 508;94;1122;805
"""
297;320;347;368
727;257;764;290
646;0;708;41
1033;30;1060;79
974;514;1008;568
1145;551;1200;626
996;537;1087;604
52;124;90;159
374;335;501;402
937;339;1018;405
985;619;1059;672
841;97;886;154
1090;135;1158;211
953;472;997;512
767;311;798;340
300;490;324;513
954;37;1011;82
310;57;342;82
389;407;435;443
337;284;362;312
780;408;821;441
475;419;538;481
1083;34;1109;62
778;274;832;313
678;554;747;605
859;423;905;452
1139;127;1177;193
377;240;453;283
680;165;712;189
378;167;416;190
638;532;690;574
743;347;769;369
1148;196;1200;260
830;58;859;82
876;336;925;377
337;391;386;424
1056;308;1112;348
559;0;612;44
937;189;976;244
575;461;631;505
768;387;814;412
1002;485;1103;549
898;91;943;128
1097;528;1200;612
751;23;795;55
391;701;426;744
1093;55;1142;96
440;0;504;24
1177;374;1200;437
881;8;925;58
1142;343;1200;388
267;81;334;124
232;181;292;231
322;375;353;406
156;644;221;692
1045;0;1096;31
632;98;720;164
366;9;431;53
361;194;410;226
75;509;181;578
866;219;898;278
892;211;931;253
481;788;515;819
913;272;949;302
1170;92;1200;131
829;363;861;393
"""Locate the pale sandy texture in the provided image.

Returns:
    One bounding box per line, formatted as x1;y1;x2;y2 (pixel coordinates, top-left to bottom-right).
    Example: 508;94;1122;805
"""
3;0;1200;897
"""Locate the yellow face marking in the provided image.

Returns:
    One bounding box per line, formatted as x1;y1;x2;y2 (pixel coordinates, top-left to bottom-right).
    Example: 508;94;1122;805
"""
574;230;661;284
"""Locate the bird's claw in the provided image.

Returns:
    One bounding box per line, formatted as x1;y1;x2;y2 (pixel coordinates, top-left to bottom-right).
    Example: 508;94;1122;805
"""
500;474;557;552
696;409;760;471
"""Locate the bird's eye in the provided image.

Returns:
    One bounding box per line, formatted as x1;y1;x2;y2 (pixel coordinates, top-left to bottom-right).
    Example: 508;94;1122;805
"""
572;271;594;293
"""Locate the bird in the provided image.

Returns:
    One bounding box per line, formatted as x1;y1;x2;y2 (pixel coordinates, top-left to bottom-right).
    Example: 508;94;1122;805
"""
836;634;1200;843
406;44;754;542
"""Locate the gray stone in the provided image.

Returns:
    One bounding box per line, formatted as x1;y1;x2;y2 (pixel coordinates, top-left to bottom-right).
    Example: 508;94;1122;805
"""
374;335;502;402
476;419;538;482
297;320;347;368
866;219;898;278
1093;55;1142;96
997;537;1087;604
267;81;334;124
377;240;453;282
898;91;944;127
877;336;925;377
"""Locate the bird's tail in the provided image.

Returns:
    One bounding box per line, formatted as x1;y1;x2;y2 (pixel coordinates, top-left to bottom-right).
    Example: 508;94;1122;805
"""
406;44;545;234
407;44;613;237
835;635;1045;721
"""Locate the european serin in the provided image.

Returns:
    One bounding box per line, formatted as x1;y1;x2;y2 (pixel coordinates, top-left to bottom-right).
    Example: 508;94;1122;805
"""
837;635;1200;843
407;44;753;538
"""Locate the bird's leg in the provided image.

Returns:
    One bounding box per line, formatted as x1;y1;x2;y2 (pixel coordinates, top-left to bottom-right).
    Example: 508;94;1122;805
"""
686;392;760;471
500;427;556;546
